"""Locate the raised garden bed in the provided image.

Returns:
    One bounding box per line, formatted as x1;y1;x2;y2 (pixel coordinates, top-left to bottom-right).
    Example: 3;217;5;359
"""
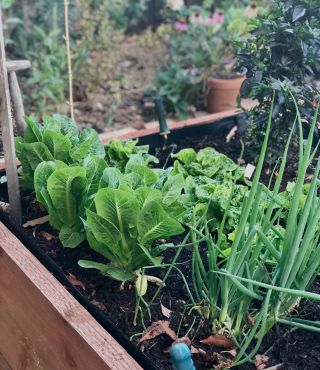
1;114;320;370
0;220;142;370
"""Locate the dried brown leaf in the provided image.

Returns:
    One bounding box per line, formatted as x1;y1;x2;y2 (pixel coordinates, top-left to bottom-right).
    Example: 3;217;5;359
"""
39;231;55;241
264;364;283;370
253;354;269;370
247;313;255;327
161;303;172;318
221;348;237;358
67;273;86;290
23;215;49;228
200;334;235;349
163;336;191;353
226;125;237;143
139;320;176;343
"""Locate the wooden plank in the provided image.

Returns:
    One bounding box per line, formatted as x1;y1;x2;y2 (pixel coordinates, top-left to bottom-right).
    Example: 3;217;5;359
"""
8;71;26;134
99;109;240;144
0;9;22;224
0;221;142;370
6;60;31;72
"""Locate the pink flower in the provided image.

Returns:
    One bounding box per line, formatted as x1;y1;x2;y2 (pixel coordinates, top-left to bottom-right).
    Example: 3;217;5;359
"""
182;67;199;76
174;21;189;32
209;11;224;25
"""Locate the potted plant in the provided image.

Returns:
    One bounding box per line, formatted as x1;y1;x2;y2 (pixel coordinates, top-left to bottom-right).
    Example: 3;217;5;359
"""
198;4;260;113
156;3;261;117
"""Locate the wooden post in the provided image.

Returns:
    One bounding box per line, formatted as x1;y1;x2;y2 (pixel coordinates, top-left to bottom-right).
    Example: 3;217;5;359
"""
0;7;22;224
7;60;31;135
8;72;26;135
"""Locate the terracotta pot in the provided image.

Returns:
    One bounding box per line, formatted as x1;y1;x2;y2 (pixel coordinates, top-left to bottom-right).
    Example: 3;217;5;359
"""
206;76;245;113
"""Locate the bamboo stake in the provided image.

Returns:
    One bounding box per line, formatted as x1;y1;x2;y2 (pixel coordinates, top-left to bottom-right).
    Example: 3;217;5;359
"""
64;0;74;120
0;6;22;224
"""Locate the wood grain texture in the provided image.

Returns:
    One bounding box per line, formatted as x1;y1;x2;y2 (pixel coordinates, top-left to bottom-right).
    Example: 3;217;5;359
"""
8;71;26;135
6;60;31;72
0;10;22;224
0;221;142;370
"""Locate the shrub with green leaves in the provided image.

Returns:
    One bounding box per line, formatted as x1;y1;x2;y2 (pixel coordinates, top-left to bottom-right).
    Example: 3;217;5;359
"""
15;115;105;189
236;0;320;163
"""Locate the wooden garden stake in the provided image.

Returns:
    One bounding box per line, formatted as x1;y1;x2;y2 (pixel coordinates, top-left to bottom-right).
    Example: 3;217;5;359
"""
7;59;31;135
64;0;74;120
0;7;22;225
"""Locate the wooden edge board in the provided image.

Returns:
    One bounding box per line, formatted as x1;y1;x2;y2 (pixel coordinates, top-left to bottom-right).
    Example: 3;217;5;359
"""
0;110;239;171
99;109;240;143
0;221;142;370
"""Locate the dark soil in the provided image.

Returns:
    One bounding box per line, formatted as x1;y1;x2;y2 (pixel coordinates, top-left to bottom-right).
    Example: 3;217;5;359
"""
3;131;320;370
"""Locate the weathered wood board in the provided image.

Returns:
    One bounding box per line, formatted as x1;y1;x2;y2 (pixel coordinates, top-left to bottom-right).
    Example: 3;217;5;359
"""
0;221;142;370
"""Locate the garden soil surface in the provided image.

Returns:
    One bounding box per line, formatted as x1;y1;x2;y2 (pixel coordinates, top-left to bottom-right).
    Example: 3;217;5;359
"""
73;33;168;133
4;131;320;370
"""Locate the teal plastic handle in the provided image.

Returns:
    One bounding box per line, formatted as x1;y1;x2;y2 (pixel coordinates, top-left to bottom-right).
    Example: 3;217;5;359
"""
170;343;195;370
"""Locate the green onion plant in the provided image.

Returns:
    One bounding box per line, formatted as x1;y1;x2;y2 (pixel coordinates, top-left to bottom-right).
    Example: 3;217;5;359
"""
190;92;320;366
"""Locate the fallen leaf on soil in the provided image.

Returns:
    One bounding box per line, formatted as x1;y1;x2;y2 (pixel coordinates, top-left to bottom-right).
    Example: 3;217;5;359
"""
264;365;283;370
163;336;191;352
139;320;176;343
67;273;86;290
23;215;49;228
192;347;214;362
200;334;235;349
192;347;233;369
0;201;9;211
145;275;163;286
161;303;172;318
221;348;237;358
253;354;269;370
39;231;55;241
91;299;106;310
226;125;237;143
247;313;255;327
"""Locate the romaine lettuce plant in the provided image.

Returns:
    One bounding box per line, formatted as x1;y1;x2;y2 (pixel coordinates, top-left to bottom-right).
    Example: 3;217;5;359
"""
105;139;158;171
78;185;184;286
34;155;107;248
15;115;105;189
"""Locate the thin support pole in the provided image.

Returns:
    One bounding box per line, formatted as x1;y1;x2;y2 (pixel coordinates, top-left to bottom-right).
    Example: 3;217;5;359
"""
64;0;74;120
0;7;22;224
8;71;26;135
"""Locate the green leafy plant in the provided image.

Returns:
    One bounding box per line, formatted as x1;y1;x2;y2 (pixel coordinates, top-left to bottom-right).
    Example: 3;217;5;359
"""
105;139;158;172
78;184;184;287
237;0;320;162
77;153;184;286
15;115;104;189
156;3;260;118
34;154;107;248
188;96;320;365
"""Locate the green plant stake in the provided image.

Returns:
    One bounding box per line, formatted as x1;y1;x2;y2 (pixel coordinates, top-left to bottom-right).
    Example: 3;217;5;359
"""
170;343;195;370
154;94;170;148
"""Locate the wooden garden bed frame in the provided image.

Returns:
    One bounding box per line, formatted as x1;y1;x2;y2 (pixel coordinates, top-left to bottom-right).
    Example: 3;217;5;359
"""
0;220;142;370
0;109;243;370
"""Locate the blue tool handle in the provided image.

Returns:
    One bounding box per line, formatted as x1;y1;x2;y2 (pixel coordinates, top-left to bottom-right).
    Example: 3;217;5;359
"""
170;343;195;370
